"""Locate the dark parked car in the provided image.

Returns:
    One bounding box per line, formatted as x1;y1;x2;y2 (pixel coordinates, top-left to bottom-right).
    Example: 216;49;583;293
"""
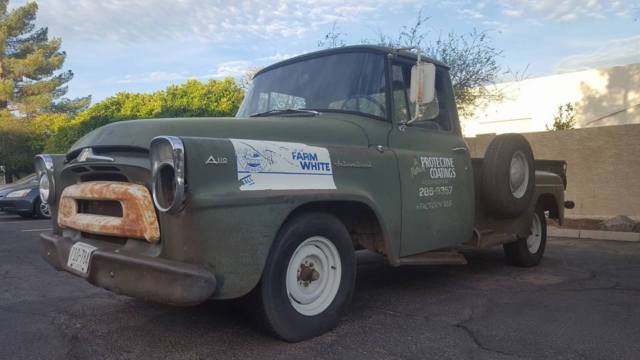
0;174;51;218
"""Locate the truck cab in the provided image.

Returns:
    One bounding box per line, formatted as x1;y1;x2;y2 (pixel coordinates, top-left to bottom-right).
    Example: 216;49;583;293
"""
37;46;567;341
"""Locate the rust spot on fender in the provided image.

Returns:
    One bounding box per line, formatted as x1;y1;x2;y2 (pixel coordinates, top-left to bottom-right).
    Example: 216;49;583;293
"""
58;181;160;242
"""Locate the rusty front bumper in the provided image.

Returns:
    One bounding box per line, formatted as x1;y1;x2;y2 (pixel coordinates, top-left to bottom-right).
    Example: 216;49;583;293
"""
40;233;217;306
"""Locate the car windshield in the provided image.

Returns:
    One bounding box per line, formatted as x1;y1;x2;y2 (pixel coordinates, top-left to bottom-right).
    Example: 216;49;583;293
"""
236;52;387;119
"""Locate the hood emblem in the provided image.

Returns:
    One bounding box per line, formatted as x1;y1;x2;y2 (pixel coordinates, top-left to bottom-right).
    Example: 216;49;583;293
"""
205;155;228;165
76;148;114;163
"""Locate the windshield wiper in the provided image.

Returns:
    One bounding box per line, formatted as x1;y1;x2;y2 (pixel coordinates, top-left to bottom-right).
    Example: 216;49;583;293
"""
249;108;320;117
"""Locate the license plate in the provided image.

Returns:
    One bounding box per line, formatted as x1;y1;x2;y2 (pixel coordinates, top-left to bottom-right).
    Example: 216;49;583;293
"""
67;242;98;274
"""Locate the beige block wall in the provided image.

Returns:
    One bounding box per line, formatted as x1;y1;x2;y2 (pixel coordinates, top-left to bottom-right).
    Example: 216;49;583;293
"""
465;124;640;218
462;63;640;136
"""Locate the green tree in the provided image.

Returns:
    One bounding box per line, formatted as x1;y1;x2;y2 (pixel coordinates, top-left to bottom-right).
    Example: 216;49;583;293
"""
0;113;41;181
160;78;245;117
546;103;576;131
317;22;347;49
45;78;245;153
0;0;80;115
319;11;503;120
0;0;88;182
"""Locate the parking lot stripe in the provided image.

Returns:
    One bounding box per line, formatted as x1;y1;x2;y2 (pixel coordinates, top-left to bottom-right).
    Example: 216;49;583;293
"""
1;220;50;225
21;228;52;232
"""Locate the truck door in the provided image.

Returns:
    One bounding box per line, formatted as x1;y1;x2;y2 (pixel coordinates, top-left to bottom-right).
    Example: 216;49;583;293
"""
387;63;474;256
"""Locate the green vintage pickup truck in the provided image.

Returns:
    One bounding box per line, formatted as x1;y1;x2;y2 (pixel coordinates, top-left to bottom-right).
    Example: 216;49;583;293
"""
36;45;569;341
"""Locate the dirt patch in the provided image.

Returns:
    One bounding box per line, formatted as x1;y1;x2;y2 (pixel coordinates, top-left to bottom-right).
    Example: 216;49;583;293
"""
549;218;603;231
550;217;640;233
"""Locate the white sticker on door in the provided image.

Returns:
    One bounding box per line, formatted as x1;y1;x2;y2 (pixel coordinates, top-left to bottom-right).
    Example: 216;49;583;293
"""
229;139;336;191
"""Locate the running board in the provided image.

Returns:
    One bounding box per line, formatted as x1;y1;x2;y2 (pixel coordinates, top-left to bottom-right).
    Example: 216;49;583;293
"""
398;250;467;266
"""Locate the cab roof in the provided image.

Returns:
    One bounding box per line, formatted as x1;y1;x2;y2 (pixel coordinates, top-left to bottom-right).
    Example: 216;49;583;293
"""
255;45;448;77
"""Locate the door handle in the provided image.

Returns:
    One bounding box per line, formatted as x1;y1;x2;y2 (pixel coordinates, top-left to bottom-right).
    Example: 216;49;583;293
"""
451;147;468;153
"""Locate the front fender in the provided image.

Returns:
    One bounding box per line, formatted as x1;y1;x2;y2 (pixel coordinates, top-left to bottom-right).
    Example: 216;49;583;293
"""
159;137;399;299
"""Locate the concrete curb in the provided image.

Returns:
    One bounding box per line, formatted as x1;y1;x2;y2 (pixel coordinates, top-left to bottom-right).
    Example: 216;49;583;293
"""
548;226;640;242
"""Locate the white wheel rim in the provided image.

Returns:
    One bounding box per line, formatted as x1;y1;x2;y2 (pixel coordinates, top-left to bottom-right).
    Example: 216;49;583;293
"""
285;236;342;316
40;202;51;218
510;151;529;199
526;213;542;254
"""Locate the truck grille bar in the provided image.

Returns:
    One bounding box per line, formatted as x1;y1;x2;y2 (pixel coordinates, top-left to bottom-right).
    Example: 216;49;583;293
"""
58;181;160;243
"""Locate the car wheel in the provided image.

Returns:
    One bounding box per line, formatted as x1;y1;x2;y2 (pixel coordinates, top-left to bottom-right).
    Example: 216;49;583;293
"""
254;212;356;342
34;198;51;219
503;206;547;267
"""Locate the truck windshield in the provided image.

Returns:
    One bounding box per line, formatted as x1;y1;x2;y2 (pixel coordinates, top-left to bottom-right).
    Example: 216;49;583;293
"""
236;52;387;120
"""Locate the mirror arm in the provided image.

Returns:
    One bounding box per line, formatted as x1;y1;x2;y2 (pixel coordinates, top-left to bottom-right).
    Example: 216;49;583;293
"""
414;48;421;126
395;46;426;127
401;47;422;126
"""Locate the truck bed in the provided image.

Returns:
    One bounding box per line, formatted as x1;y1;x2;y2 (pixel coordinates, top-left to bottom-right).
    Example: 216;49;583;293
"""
469;158;567;247
471;158;567;190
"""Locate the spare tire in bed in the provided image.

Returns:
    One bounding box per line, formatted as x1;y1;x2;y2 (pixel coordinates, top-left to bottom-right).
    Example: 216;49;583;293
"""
481;133;535;218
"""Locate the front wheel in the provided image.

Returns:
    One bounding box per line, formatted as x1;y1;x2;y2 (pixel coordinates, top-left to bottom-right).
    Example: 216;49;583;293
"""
34;198;51;219
503;206;547;267
254;212;356;342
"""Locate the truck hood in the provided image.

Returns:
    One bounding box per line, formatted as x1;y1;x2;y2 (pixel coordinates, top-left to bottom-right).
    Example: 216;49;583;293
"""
68;115;370;155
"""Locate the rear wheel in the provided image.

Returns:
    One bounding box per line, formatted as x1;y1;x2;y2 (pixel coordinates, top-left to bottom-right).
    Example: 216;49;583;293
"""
253;212;356;342
504;206;547;267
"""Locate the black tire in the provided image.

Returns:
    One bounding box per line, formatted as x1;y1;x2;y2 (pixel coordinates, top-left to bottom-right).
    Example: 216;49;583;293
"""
482;133;535;218
503;206;547;267
33;198;51;219
253;212;356;342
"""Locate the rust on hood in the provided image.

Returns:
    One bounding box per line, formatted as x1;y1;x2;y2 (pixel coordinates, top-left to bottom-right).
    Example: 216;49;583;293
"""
58;181;160;242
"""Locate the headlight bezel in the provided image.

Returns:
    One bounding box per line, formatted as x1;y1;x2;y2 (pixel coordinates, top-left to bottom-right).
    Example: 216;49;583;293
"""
150;136;186;213
35;154;56;204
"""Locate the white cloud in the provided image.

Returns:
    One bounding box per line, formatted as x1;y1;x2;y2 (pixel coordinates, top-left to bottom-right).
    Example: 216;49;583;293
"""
453;0;633;25
207;60;253;78
114;55;290;84
115;60;252;84
498;0;633;22
481;19;508;32
556;35;640;72
502;9;523;17
117;71;190;84
37;0;421;44
257;52;301;62
458;8;485;20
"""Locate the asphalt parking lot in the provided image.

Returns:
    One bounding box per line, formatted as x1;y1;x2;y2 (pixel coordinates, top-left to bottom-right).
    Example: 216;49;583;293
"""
2;212;640;360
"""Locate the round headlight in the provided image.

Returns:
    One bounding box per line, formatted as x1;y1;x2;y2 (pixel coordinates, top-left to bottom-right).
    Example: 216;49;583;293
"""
39;174;50;203
153;163;177;211
150;136;185;213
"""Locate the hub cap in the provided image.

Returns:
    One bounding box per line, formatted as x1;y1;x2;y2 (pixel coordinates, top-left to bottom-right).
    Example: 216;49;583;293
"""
526;213;542;254
40;202;51;218
286;236;342;316
510;151;529;199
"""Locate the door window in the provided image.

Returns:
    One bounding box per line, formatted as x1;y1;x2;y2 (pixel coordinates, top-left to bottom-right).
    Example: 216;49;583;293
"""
391;64;410;123
392;62;453;132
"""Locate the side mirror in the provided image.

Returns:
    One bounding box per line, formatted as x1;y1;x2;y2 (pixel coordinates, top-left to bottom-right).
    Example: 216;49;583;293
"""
410;63;436;105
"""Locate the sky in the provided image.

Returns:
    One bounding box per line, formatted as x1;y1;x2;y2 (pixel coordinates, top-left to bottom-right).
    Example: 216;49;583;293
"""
20;0;640;103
